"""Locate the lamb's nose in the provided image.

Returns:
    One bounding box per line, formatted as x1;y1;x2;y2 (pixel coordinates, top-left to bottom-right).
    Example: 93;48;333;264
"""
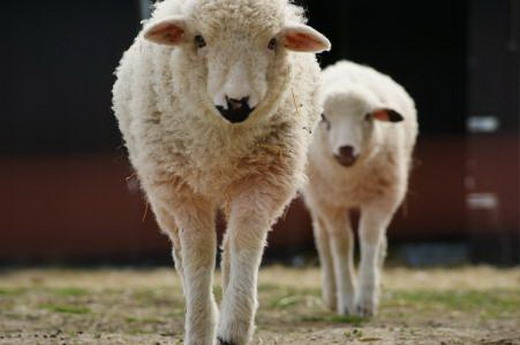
216;96;254;124
334;145;358;167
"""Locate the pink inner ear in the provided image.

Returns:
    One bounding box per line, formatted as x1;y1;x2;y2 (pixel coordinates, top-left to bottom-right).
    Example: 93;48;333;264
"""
285;32;324;51
372;110;390;121
147;22;184;44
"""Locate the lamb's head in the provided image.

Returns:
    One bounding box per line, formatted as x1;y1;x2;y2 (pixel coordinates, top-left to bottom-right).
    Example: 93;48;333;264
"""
319;89;404;167
143;0;330;124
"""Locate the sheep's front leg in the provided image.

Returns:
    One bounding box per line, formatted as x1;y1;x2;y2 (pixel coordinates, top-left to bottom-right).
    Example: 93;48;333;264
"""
356;204;393;317
217;187;287;345
323;207;356;315
149;203;184;283
220;231;231;294
310;209;337;310
173;199;218;345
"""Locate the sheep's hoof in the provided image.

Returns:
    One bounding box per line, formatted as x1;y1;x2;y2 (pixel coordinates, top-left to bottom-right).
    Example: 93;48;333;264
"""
217;337;237;345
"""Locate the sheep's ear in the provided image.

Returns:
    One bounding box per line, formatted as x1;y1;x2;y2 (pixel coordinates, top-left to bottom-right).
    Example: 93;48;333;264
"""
279;24;331;53
143;16;187;46
372;108;404;123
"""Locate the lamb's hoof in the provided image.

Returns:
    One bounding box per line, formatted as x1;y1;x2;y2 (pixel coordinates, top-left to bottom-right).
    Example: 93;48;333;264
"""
217;337;237;345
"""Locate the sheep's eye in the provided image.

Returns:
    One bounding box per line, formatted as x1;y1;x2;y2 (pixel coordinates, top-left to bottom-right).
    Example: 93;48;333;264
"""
194;35;206;48
267;38;277;50
321;114;331;130
364;113;372;121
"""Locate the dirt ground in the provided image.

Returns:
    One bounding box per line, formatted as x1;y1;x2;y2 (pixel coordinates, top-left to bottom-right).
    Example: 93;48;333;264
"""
1;266;519;345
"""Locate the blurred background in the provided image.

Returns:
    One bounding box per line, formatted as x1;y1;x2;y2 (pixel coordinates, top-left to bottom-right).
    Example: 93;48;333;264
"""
1;0;519;266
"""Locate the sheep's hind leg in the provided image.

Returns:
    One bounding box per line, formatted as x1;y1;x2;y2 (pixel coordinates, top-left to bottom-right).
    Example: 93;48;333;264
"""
356;204;393;317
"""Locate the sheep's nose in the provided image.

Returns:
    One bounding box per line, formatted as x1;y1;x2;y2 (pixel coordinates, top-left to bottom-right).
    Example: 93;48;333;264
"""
216;96;254;124
334;145;358;167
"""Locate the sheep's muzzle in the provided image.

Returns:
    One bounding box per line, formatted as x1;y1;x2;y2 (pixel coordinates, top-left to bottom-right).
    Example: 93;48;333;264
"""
216;97;254;123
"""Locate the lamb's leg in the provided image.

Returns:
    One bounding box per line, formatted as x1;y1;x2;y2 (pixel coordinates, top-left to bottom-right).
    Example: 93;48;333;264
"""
323;207;356;315
217;185;289;345
310;210;336;310
356;204;393;317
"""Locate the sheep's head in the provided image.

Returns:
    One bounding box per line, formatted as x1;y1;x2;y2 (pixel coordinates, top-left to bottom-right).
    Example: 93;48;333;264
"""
143;0;330;124
319;90;404;167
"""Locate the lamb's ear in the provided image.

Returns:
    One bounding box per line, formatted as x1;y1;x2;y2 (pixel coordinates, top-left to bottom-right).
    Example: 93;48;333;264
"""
372;108;404;123
279;24;331;53
143;16;187;46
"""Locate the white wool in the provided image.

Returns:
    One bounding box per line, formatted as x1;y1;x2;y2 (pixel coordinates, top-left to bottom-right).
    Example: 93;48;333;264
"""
112;0;327;344
303;60;418;317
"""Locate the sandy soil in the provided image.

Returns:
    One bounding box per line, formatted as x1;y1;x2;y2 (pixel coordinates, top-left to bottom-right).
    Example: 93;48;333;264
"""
1;266;519;344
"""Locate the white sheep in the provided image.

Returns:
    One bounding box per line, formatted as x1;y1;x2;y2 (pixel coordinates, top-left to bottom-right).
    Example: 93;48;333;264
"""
112;0;330;344
303;60;418;317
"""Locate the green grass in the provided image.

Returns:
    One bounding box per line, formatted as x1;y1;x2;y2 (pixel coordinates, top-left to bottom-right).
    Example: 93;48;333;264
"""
39;303;91;314
52;287;89;296
270;295;305;309
299;314;366;326
385;289;520;311
0;287;27;296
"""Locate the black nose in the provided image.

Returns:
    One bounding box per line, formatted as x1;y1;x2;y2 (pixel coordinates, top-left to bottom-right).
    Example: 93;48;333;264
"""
334;145;358;167
216;96;253;123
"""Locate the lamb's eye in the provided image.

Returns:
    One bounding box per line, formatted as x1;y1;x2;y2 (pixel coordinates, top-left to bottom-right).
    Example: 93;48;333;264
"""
364;113;372;121
321;114;331;130
194;35;206;48
267;38;277;50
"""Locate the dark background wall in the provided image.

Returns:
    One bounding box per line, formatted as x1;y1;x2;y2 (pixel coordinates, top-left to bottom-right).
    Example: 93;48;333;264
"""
305;1;468;135
0;0;518;265
1;0;139;154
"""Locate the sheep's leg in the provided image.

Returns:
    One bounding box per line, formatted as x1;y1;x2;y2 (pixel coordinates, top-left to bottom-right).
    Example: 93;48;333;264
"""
174;200;218;345
356;204;393;317
323;207;356;315
310;209;336;310
217;210;268;345
150;203;184;283
147;182;218;345
217;186;289;345
220;231;231;293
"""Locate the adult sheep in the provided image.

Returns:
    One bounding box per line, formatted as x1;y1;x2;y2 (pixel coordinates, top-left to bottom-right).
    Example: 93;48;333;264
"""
112;0;330;344
303;60;418;317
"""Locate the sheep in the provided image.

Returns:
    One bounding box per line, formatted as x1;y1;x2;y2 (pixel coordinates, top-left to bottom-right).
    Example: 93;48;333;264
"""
302;60;418;317
111;0;330;344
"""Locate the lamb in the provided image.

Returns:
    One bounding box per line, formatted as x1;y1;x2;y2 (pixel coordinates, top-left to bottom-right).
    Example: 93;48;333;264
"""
112;0;330;344
303;60;418;317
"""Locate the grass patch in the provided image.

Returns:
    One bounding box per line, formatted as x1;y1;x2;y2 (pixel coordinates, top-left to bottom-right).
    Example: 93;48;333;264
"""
0;287;26;296
265;286;320;310
124;316;165;324
386;289;520;309
384;289;520;318
270;295;304;309
52;287;89;296
39;303;91;314
300;314;366;326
